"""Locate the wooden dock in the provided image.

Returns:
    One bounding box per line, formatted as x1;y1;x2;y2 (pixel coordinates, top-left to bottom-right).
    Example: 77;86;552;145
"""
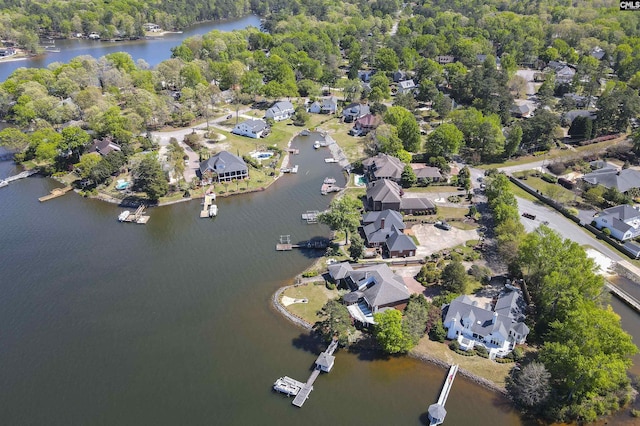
200;193;217;218
321;183;342;194
428;364;459;425
605;281;640;313
39;186;72;202
119;205;150;224
275;236;329;251
275;339;339;408
301;211;319;224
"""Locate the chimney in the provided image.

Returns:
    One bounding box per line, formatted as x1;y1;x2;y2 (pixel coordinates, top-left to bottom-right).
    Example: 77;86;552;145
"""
380;217;385;229
492;311;498;324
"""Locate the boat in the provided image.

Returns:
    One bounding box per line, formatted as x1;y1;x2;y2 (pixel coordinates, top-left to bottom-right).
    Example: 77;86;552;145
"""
0;180;7;188
324;158;338;163
313;141;320;149
118;211;130;222
273;376;303;396
209;204;218;217
300;129;310;136
291;165;299;173
323;177;336;184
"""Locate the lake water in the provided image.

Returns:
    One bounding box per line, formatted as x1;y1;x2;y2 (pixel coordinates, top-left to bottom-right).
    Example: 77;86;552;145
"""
0;15;262;82
0;136;525;425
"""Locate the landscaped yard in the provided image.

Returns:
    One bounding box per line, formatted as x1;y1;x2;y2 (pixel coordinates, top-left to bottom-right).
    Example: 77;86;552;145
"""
282;282;341;325
514;173;581;204
508;181;538;202
411;337;514;388
436;206;472;220
321;117;367;162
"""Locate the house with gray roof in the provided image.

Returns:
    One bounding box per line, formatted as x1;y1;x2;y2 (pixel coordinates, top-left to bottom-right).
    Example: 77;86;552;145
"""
231;119;269;139
397;79;416;95
443;289;530;358
582;168;640;193
199;151;248;182
411;164;443;182
362;153;405;183
361;210;416;257
328;262;410;324
510;103;532;118
265;101;294;121
309;96;339;114
366;179;436;214
342;103;370;123
87;138;121;156
594;205;640;241
555;65;576;84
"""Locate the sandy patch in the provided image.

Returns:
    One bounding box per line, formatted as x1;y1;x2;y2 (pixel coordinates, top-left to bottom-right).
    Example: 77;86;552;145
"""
412;224;479;257
281;296;309;306
585;248;616;276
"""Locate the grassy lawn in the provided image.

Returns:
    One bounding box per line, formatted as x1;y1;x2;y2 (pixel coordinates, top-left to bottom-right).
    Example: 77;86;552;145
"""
450;221;478;230
515;174;581;204
321;117;367;162
508;181;538;202
409;185;462;193
282;282;341;325
411;337;514;388
436;206;471;220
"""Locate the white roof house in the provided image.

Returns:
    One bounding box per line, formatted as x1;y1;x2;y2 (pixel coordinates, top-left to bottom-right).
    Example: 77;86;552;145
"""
265;101;294;121
231;119;269;139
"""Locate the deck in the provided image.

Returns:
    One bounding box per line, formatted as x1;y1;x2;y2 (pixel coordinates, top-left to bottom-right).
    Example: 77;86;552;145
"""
606;281;640;313
39;186;72;202
120;205;150;224
200;193;217;218
428;364;459;425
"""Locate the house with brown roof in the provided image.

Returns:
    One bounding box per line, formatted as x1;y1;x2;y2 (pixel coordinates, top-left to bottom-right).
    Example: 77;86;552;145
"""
350;114;381;136
361;210;416;257
411;164;443;183
87;138;121;156
366;179;436;214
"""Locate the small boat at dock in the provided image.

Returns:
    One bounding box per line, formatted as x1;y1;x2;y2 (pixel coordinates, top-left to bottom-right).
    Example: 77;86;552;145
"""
209;204;218;217
0;180;7;188
300;129;310;136
118;211;130;222
313;141;320;149
323;177;336;184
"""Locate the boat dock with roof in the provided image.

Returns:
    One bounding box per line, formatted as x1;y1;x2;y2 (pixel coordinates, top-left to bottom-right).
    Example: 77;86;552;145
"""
428;364;459;425
273;339;339;407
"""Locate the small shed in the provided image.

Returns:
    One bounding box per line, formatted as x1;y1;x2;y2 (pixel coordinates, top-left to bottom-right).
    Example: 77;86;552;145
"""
315;352;335;373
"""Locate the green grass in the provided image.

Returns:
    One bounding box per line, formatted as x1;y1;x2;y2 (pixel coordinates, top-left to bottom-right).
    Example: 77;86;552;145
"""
450;221;478;230
321;117;367;162
282;282;340;324
517;174;581;203
436;206;470;220
508;181;538;202
409;185;461;193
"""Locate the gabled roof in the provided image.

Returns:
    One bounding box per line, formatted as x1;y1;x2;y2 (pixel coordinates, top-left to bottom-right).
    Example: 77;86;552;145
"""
355;114;381;128
88;139;121;156
266;101;294;115
328;262;410;309
236;119;267;132
600;205;640;221
443;292;529;340
563;109;596;124
398;79;416;89
557;65;576;76
582;168;640;193
367;179;402;204
362;210;406;244
510;103;531;115
385;229;417;252
321;96;338;109
400;197;435;211
362;153;405;180
411;164;442;179
199;150;247;175
343;103;370;117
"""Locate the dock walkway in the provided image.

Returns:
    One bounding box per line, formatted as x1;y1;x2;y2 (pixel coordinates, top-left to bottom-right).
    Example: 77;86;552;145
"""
428;364;459;425
1;169;38;187
39;186;72;202
606;281;640;313
274;338;339;408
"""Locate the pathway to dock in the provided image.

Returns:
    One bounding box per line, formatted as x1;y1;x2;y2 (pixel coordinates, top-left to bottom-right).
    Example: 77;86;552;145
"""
606;281;640;313
428;364;459;425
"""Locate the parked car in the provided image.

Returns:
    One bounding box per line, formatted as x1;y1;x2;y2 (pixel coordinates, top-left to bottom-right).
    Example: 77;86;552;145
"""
227;114;232;119
435;221;452;231
522;212;536;220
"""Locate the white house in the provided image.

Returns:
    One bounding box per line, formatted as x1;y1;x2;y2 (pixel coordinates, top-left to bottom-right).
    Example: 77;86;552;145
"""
594;205;640;241
265;101;294;121
231;119;269;139
443;290;529;359
397;79;416;95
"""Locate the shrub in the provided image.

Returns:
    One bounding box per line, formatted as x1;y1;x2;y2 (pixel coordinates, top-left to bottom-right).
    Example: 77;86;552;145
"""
449;340;460;351
475;345;489;358
302;270;318;278
429;322;447;342
495;357;515;363
603;228;611;236
541;173;558;184
326;281;336;290
512;347;524;362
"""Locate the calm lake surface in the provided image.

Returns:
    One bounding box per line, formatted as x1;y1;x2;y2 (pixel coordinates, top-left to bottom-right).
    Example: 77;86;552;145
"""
0;136;524;425
0;15;262;82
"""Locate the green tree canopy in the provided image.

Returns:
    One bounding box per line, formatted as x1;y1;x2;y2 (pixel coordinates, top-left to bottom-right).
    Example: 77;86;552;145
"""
317;195;361;244
425;123;463;158
373;309;412;354
133;153;168;201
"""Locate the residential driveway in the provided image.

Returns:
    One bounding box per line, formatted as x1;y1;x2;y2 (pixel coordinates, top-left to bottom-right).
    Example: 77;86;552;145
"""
516;69;537;96
412;224;480;257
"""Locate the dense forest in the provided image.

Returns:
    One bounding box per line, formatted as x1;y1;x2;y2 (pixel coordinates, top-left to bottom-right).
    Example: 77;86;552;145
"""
1;2;640;421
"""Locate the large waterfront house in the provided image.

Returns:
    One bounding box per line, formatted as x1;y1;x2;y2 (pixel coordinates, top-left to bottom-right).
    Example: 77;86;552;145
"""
593;205;640;241
328;262;410;325
265;101;295;121
362;153;404;183
366;179;436;215
350;114;381;136
361;210;417;258
342;103;370;123
231;119;269;139
443;289;530;359
199;151;248;182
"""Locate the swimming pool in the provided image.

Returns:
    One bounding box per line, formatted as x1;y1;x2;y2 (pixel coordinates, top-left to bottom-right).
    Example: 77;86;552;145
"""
250;151;274;159
354;174;366;186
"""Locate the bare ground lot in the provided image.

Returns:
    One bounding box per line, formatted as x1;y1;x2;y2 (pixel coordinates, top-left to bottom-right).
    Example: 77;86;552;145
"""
412;223;480;258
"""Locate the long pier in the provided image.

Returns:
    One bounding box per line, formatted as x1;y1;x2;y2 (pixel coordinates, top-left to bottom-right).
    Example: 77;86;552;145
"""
605;281;640;313
0;169;38;187
39;186;72;202
428;364;459;425
274;338;339;408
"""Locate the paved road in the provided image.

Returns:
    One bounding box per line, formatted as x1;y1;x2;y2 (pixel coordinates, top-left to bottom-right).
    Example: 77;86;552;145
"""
516;196;625;262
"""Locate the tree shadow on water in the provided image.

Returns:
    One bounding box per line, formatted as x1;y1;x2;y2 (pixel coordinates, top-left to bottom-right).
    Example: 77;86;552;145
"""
348;335;391;362
291;332;324;355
